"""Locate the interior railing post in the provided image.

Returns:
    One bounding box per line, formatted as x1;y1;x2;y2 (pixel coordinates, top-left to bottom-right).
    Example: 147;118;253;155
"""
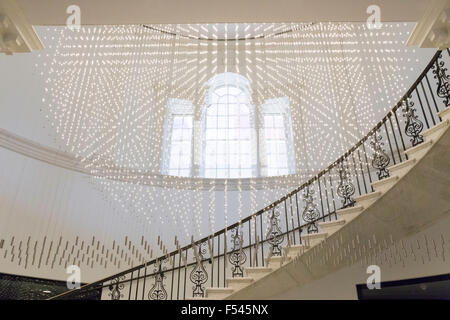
388;115;403;162
322;175;332;222
425;74;441;114
259;214;265;266
420;81;437;126
248;220;252;267
295;192;302;243
393;107;409;160
357;148;369;194
223;229;227;287
135;268;140;300
317;177;326;222
184;249;189;299
350;152;362;196
284;200;290;246
361;143;374;192
253;216;258;267
210;236;214;288
383;121;396;165
177;253;181;300
128;271;133;300
289;196;296;245
217;236;220;287
141;263;147;300
327;171;338;219
415;87;431;129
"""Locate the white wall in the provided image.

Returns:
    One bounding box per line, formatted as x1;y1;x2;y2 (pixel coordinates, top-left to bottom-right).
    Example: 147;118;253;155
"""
270;215;450;299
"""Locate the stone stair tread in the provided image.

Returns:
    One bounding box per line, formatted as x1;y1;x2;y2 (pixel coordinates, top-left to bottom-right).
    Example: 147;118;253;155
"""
423;118;449;137
301;231;328;239
388;158;416;172
337;205;364;215
268;255;289;260
318;219;346;228
354;191;382;202
405;139;433;156
206;287;234;293
226;277;254;283
246;267;273;272
284;244;309;251
438;106;450;118
371;175;399;188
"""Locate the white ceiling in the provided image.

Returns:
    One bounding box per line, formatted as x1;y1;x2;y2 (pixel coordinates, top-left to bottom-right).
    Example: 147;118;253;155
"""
17;0;430;25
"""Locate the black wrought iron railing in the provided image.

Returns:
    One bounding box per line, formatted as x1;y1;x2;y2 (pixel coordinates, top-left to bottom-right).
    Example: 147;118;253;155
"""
50;49;450;300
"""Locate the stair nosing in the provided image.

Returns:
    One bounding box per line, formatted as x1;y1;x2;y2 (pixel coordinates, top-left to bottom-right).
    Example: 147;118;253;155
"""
226;277;254;283
371;175;399;188
423;119;449;137
206;287;234;293
318;219;346;228
437;106;450;118
301;232;328;239
388;158;416;172
245;267;272;272
354;191;381;202
337;205;364;215
405;139;433;156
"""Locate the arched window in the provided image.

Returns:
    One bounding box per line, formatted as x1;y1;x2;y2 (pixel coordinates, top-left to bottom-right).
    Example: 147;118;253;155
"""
161;73;296;178
202;73;255;178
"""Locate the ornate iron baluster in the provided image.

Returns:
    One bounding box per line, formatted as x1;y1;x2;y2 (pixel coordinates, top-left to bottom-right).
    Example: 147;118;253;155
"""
337;161;356;209
266;208;284;256
228;226;246;277
108;275;125;300
302;186;320;234
148;260;168;300
402;98;424;146
190;242;208;298
432;52;450;107
370;132;391;180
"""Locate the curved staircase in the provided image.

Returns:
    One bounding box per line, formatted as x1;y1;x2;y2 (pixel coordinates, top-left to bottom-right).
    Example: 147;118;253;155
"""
50;49;450;301
197;107;450;300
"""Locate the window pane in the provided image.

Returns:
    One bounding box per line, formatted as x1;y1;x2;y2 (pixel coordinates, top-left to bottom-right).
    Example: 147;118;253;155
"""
183;117;193;128
264;113;290;177
173;116;183;128
216;169;227;178
205;169;216;178
218;116;227;128
166;112;193;177
203;81;254;178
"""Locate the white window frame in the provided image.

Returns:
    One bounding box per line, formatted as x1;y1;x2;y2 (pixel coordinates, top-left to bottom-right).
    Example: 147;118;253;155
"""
199;73;258;178
161;98;194;176
259;97;296;176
